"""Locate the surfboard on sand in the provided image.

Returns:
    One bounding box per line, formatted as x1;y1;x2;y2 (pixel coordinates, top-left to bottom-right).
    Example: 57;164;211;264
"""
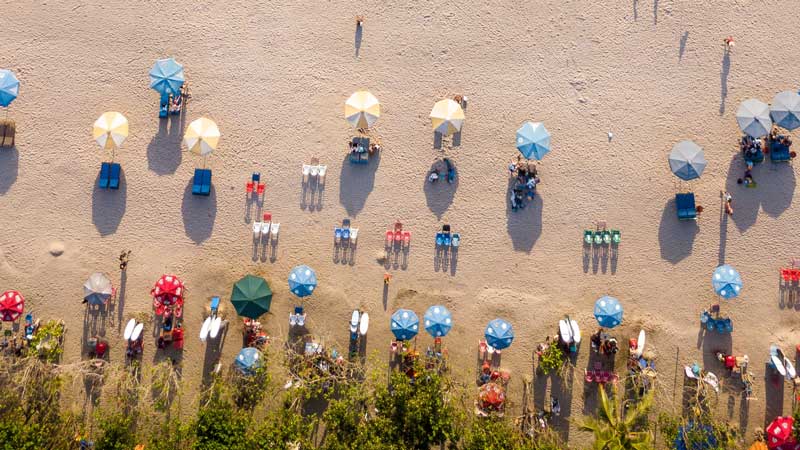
132;323;144;342
569;319;581;344
124;319;136;341
359;312;369;335
210;317;222;339
558;319;572;343
350;310;360;333
634;330;646;358
200;316;212;341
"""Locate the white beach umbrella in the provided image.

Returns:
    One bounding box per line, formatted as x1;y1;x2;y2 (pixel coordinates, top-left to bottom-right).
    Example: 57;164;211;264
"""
736;99;772;138
771;91;800;131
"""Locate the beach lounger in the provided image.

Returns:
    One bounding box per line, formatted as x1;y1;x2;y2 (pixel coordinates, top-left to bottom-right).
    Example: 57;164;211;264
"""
386;231;394;246
108;163;121;190
98;162;111;189
0;119;15;147
792;269;800;282
334;228;342;244
593;231;602;245
770;141;791;162
436;232;444;246
403;231;411;247
611;229;621;244
584;230;593;245
452;233;460;247
246;181;254;193
270;223;280;241
342;220;350;242
252;221;262;239
479;340;487;359
192;168;211;196
256;183;265;195
302;164;311;182
602;230;611;245
310;165;319;178
585;370;595;383
318;165;327;184
349;228;358;245
675;193;697;220
443;232;451;246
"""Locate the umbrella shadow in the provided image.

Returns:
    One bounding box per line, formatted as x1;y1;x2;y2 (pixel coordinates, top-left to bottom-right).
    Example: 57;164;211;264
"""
658;198;698;263
181;179;217;244
339;151;380;217
506;186;542;253
423;160;458;219
0;147;18;194
724;153;795;231
720;50;730;115
147;115;184;175
92;168;127;236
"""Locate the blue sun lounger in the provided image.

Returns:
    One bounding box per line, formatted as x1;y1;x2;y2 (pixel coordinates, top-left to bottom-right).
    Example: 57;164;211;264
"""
98;162;121;190
770;141;791;162
192;168;212;196
675;193;696;220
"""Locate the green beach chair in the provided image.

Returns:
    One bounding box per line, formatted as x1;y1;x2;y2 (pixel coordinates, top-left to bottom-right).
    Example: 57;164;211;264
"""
601;230;611;244
584;230;594;245
611;229;621;244
593;231;603;245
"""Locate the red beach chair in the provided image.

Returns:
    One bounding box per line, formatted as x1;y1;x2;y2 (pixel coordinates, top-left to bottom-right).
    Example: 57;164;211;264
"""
479;340;487;359
403;231;410;245
386;230;394;245
246;181;254;193
584;370;594;383
782;269;792;283
792;269;800;282
257;183;265;195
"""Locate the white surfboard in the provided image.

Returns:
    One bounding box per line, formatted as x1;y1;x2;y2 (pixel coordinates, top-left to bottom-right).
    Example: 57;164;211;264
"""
569;319;581;344
210;317;222;339
132;323;144;342
634;329;646;358
772;354;787;377
785;358;797;380
558;320;572;343
200;316;212;341
359;312;369;335
124;319;136;341
350;310;360;333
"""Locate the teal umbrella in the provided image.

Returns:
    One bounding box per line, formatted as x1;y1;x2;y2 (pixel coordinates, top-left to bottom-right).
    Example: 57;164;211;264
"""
0;69;19;107
149;58;184;99
230;275;272;319
516;121;551;160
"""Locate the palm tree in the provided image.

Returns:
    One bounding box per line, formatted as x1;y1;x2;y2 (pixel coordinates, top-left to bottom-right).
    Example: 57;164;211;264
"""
579;385;654;450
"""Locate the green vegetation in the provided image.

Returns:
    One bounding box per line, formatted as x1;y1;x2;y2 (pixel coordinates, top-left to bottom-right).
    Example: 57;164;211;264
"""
537;342;566;376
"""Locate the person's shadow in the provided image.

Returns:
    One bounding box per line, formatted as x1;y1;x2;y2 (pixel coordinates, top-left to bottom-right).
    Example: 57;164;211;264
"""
506;187;542;253
339;151;380;217
0;148;19;194
354;22;363;57
92;168;127;236
720;50;730;115
147;115;184;175
181;178;217;243
658;198;698;263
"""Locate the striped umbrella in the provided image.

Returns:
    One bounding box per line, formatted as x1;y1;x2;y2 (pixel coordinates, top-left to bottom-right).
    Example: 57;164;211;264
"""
184;117;220;156
770;91;800;131
0;69;19;107
737;99;772;138
430;99;464;135
516;121;551;160
83;272;113;306
0;290;24;322
669;140;707;181
345;91;381;129
93;112;129;150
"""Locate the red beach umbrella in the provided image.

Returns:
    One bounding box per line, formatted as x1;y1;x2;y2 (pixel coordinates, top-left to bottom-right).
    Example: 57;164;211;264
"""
0;290;24;322
151;275;184;307
479;382;505;409
766;416;796;449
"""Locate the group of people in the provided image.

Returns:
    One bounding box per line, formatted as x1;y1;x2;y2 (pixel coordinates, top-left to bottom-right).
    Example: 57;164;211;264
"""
508;157;541;211
590;328;619;355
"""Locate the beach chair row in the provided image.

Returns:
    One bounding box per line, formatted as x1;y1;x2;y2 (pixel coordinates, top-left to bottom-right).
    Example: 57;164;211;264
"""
252;213;280;242
780;268;800;282
583;229;620;245
584;369;619;384
334;227;359;246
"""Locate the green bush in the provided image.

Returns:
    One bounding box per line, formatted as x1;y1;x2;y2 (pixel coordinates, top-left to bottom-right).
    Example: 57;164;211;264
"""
192;400;251;450
537;343;565;376
96;413;135;450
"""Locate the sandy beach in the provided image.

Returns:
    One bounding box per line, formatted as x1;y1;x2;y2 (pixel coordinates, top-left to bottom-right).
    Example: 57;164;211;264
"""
2;0;800;446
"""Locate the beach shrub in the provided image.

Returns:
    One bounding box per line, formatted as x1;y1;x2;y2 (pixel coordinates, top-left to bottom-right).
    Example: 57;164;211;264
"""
192;399;251;450
249;397;315;450
461;417;533;450
96;412;135;450
146;416;192;450
537;343;566;376
232;365;271;410
28;320;65;363
579;385;654;450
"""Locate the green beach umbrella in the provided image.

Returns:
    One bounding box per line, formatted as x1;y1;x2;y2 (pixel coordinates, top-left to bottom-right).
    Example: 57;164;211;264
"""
231;275;272;319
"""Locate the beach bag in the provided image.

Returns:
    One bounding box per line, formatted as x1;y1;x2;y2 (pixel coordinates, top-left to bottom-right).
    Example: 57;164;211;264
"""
0;119;15;148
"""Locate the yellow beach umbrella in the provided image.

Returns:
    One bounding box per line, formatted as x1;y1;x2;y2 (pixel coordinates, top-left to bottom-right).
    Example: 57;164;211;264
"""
430;99;464;135
92;112;129;150
183;117;220;156
345;91;381;129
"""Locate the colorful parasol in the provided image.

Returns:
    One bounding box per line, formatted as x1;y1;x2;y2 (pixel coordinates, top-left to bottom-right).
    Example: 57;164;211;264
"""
0;290;24;322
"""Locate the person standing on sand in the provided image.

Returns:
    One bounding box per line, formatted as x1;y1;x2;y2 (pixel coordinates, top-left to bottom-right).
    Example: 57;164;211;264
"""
724;36;734;52
722;191;733;216
119;250;131;270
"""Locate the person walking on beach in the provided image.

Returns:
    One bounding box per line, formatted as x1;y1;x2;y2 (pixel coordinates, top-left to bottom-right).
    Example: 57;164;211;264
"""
724;36;734;52
722;191;733;216
383;272;391;285
119;250;131;270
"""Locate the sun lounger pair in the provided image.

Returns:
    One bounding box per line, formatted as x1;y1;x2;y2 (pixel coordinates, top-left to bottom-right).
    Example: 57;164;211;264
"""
302;164;328;183
781;268;800;283
0;119;15;148
584;369;618;384
435;232;461;247
192;168;212;196
289;306;306;327
98;162;121;190
583;229;620;245
253;213;280;242
675;193;697;220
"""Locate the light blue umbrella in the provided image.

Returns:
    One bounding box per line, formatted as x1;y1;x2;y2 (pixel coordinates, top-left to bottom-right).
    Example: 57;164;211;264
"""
736;99;772;138
669;140;707;181
771;91;800;131
712;264;742;299
234;347;263;375
594;296;623;328
149;58;184;99
288;265;317;298
484;318;514;350
0;69;20;107
515;121;551;160
423;305;452;337
391;309;419;341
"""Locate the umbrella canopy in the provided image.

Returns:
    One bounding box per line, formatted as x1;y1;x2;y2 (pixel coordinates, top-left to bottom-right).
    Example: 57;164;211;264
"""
771;91;800;131
288;265;317;298
152;274;184;307
0;69;20;107
231;275;272;319
234;347;264;375
83;272;113;306
766;417;795;449
485;318;514;350
737;99;773;138
0;290;24;322
430;99;464;135
594;296;623;328
423;305;453;337
149;58;184;98
516;121;551;160
713;264;742;299
479;382;506;408
669;140;707;181
184;117;220;156
345;91;381;129
391;309;419;341
92;112;129;150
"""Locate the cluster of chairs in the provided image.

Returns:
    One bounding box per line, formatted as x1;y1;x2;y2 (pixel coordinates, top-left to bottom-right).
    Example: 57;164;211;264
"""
245;172;266;196
675;193;697;220
583;228;621;245
584;368;619;384
98;162;122;190
386;222;411;249
435;224;461;248
769;137;793;162
192;168;212;196
348;136;371;164
289;306;306;327
302;162;328;183
780;267;800;283
700;309;733;333
252;212;280;243
334;219;359;246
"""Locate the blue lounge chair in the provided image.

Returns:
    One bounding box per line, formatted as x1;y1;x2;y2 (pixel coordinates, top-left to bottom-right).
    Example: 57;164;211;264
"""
443;158;456;183
159;93;169;118
98;162;110;189
675;193;697;220
334;228;342;244
108;163;121;190
435;232;444;246
770;141;791;162
443;233;451;246
202;169;212;195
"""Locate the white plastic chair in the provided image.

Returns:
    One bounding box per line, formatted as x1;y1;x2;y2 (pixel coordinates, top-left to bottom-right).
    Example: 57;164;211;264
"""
302;164;311;183
252;221;262;240
289;314;297;327
270;223;280;241
310;165;319;178
297;314;306;327
349;228;358;245
261;219;271;238
318;165;327;184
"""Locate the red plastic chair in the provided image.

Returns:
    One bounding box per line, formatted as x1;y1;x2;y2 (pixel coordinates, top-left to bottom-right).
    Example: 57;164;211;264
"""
263;213;272;222
585;370;594;383
257;183;265;194
599;371;610;383
782;269;792;282
386;230;394;244
792;269;800;282
246;181;254;193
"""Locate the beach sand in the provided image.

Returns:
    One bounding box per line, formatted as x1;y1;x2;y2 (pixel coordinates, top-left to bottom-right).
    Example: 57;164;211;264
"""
1;0;800;445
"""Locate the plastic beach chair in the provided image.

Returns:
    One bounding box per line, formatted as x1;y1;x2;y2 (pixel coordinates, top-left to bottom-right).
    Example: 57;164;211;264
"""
108;163;121;190
781;269;791;283
611;229;621;244
270;223;280;241
443;232;451;246
584;230;593;245
436;232;444;246
593;231;603;245
318;165;327;184
792;269;800;282
246;181;254;193
334;228;342;244
252;221;262;240
256;183;265;195
386;230;394;246
98;163;111;189
585;370;594;383
349;228;358;245
310;165;319;178
302;165;311;183
403;231;411;247
261;213;272;238
452;233;460;247
602;230;611;245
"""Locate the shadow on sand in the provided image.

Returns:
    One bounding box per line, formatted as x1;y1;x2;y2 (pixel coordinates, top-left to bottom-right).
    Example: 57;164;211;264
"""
0;147;19;194
339;152;380;217
181;179;217;243
147;115;184;175
92;168;127;236
506;192;542;253
658;198;698;263
724;153;796;233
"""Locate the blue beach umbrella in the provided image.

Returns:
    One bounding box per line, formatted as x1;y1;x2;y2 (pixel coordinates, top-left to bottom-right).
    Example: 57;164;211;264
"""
391;309;419;341
0;69;20;107
515;121;551;160
484;318;514;350
594;296;623;328
149;58;185;98
712;264;742;299
669;140;707;181
736;99;772;138
288;265;317;298
423;305;453;337
771;91;800;131
234;347;263;375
